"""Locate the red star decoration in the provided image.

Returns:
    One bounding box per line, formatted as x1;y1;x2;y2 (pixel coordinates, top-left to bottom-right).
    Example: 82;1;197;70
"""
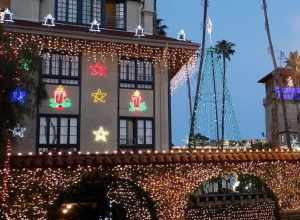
89;63;108;77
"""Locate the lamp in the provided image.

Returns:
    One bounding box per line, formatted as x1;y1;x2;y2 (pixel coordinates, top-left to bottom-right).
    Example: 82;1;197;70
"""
42;14;55;27
135;25;145;37
89;19;101;32
177;30;186;41
0;8;14;23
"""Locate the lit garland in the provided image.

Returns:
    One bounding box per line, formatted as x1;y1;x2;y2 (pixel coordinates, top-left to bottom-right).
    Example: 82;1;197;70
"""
170;55;198;95
4;32;197;76
3;158;300;219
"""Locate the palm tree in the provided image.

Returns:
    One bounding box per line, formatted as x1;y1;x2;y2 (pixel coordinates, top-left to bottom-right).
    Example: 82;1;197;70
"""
286;51;300;75
262;0;291;148
215;40;235;149
155;18;168;36
188;0;209;148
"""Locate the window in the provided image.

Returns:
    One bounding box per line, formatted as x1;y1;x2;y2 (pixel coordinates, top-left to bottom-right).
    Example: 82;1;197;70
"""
105;0;125;29
38;115;79;148
120;59;154;89
56;0;78;23
55;0;125;29
119;118;153;147
41;53;80;85
82;0;102;24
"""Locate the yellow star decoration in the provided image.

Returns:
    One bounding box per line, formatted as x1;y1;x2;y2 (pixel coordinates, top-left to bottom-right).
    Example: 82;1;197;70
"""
91;89;107;103
93;126;109;142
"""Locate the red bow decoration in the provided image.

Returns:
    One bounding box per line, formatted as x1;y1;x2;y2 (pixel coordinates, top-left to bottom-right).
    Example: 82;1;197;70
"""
89;63;108;77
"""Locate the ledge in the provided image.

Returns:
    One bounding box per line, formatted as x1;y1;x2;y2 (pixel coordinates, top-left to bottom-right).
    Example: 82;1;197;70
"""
10;148;300;168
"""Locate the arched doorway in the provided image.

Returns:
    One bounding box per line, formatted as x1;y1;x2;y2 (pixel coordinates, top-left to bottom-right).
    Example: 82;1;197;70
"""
186;173;280;220
48;173;157;220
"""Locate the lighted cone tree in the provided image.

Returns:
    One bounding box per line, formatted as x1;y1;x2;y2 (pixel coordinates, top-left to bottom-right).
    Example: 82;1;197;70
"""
192;47;241;147
0;26;46;206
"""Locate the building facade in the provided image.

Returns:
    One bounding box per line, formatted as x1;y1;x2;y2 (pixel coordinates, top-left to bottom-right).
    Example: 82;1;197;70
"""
1;0;198;154
259;68;300;146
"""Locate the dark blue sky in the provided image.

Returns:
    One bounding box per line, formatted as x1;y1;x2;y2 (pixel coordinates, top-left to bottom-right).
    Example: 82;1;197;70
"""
157;1;300;145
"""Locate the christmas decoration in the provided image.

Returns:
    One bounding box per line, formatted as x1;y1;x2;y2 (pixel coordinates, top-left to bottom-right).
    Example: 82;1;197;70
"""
274;87;300;100
93;126;109;142
49;86;72;110
91;89;107;103
89;62;108;77
89;19;101;32
10;87;28;105
191;48;241;145
19;58;32;72
177;30;186;41
135;25;145;37
42;14;55;27
3;32;197;77
3;150;298;220
9;124;26;138
129;90;147;113
1;8;14;23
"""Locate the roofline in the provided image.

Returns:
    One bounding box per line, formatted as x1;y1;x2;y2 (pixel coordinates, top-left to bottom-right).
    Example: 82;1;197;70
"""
3;21;200;50
11;149;300;168
258;67;293;83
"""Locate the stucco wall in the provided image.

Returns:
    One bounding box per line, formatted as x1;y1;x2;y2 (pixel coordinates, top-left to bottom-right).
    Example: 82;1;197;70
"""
11;0;40;22
80;55;119;153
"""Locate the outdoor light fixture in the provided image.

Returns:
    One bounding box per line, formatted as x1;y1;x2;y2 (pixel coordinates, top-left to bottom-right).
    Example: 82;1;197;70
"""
89;19;101;32
177;30;186;41
0;8;14;23
42;14;55;27
135;25;145;37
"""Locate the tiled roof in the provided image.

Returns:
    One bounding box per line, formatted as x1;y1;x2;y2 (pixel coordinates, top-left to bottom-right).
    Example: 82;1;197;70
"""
11;149;300;168
258;68;293;83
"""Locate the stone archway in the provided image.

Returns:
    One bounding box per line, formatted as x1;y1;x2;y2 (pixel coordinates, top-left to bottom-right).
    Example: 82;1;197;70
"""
185;173;280;220
48;173;158;220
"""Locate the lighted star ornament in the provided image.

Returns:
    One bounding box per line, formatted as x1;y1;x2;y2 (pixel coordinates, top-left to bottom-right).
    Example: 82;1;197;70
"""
10;86;28;105
10;124;26;138
93;126;109;142
91;89;107;103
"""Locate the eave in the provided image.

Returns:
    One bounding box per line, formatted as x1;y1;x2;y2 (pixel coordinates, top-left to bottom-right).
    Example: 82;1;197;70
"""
3;21;199;80
11;149;300;169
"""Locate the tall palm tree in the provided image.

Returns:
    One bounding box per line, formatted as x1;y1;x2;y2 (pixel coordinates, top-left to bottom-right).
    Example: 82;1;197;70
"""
215;40;235;149
286;51;300;75
188;0;209;148
155;18;168;36
211;48;220;147
262;0;291;148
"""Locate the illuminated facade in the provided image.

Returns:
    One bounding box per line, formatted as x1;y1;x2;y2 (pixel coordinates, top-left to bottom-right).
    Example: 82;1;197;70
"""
1;0;198;154
259;68;300;146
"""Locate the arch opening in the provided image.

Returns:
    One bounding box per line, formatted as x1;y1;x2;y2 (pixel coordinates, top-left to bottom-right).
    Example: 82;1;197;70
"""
48;173;157;220
186;173;280;220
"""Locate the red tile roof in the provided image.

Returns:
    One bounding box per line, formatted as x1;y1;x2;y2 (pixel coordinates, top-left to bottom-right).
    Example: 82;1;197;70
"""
11;149;300;168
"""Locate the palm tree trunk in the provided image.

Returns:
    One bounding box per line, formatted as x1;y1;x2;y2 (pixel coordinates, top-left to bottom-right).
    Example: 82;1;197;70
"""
262;0;291;148
186;65;193;119
221;55;226;149
211;51;220;147
188;0;208;148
